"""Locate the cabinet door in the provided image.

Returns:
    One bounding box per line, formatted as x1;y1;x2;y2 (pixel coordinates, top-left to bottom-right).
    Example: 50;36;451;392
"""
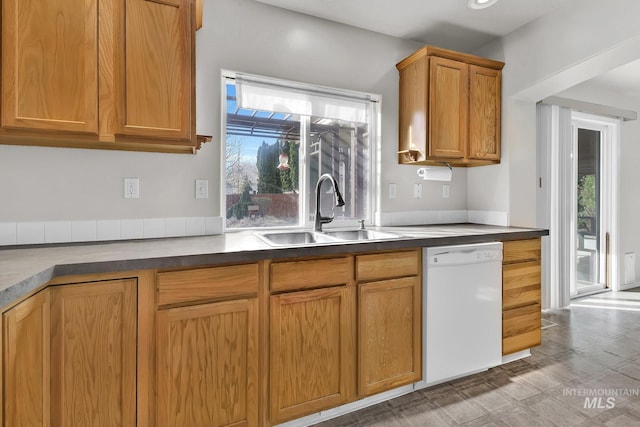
270;287;354;424
503;303;542;355
156;299;259;427
3;291;50;427
49;279;137;426
1;0;99;133
469;65;501;161
398;55;427;162
359;277;421;396
117;0;193;142
428;56;468;160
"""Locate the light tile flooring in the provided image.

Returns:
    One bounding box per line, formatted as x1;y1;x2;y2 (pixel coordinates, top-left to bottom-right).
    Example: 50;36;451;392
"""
313;290;640;426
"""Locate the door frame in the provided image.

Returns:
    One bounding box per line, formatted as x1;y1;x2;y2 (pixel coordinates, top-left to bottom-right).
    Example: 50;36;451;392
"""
569;112;619;296
537;105;621;308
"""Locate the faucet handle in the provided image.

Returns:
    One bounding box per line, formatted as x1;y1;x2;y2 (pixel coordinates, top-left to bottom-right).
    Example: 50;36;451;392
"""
358;219;366;230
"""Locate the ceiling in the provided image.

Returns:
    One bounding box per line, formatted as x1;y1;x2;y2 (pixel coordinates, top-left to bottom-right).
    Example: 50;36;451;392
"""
587;59;640;99
255;0;579;52
255;0;640;100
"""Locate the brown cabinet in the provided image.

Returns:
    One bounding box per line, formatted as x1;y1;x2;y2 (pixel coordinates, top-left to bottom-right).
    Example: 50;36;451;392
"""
356;250;421;397
156;299;259;427
1;248;425;426
269;257;356;424
0;0;201;153
3;290;50;426
502;239;542;355
50;279;137;426
396;45;504;166
117;0;194;143
154;264;260;427
270;287;354;424
1;0;99;134
2;278;137;426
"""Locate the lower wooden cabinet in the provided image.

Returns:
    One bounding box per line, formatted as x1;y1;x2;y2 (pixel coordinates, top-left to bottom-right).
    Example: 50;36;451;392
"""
156;298;259;427
3;290;50;426
503;303;542;355
1;248;429;426
50;279;137;426
270;286;355;424
502;239;542;355
358;277;422;396
2;278;137;426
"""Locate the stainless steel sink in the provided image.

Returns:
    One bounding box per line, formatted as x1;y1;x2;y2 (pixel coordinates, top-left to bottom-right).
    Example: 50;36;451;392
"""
255;231;339;246
256;229;401;246
323;229;400;241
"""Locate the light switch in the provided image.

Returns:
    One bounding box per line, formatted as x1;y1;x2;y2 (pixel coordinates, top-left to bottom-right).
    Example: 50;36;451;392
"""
442;184;450;199
196;180;209;199
388;183;397;199
124;178;139;199
413;183;422;199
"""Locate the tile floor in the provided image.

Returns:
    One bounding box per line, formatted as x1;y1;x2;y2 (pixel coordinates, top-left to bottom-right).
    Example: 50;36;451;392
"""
313;291;640;426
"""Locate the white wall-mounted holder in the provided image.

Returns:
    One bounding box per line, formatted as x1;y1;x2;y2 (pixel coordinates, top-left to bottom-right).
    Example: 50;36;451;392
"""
417;164;453;182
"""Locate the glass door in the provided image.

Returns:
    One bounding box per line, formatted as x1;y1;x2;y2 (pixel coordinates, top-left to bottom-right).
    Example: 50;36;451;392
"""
571;120;607;295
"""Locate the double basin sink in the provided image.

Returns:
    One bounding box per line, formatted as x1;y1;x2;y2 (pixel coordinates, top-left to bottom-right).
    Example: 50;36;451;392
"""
256;229;401;246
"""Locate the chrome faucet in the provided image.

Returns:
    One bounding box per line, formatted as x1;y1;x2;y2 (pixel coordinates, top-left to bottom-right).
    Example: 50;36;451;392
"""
314;173;345;232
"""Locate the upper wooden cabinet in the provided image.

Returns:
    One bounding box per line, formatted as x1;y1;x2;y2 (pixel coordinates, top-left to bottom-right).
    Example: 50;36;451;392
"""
0;0;203;153
1;0;99;134
117;0;193;142
396;45;504;166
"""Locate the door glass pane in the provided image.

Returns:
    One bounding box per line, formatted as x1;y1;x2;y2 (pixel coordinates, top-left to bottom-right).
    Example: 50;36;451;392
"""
576;128;601;290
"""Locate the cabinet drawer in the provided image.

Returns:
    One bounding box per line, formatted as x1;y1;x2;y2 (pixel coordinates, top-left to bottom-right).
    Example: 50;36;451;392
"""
502;303;541;355
503;261;541;309
157;264;259;306
270;257;351;292
356;250;420;282
503;239;541;264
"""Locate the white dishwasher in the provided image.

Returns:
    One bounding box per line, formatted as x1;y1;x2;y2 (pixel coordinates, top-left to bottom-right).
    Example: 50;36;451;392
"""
420;242;503;387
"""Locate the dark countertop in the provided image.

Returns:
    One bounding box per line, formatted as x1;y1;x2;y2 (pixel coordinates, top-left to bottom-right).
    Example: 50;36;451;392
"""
0;223;548;311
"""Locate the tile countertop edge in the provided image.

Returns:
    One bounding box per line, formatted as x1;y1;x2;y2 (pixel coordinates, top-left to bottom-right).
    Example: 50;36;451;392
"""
0;225;549;311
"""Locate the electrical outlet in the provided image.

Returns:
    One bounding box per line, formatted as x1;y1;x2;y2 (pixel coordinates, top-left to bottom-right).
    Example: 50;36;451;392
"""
196;179;209;199
413;183;422;199
124;178;139;199
442;184;450;199
388;183;397;199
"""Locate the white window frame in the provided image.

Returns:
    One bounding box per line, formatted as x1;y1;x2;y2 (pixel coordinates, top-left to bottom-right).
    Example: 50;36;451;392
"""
220;70;380;231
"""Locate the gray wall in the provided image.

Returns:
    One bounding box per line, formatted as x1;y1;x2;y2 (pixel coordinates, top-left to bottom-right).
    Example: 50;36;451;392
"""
472;0;640;228
0;0;469;224
195;0;470;217
472;0;640;287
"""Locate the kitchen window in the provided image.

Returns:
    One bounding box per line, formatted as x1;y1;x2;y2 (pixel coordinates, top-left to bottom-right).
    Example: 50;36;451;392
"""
222;72;379;230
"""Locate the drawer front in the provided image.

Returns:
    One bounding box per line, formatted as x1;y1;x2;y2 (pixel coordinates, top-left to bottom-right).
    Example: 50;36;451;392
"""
270;257;351;292
503;329;541;356
503;261;541;309
157;263;259;306
502;303;541;355
356;249;420;282
503;239;541;264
